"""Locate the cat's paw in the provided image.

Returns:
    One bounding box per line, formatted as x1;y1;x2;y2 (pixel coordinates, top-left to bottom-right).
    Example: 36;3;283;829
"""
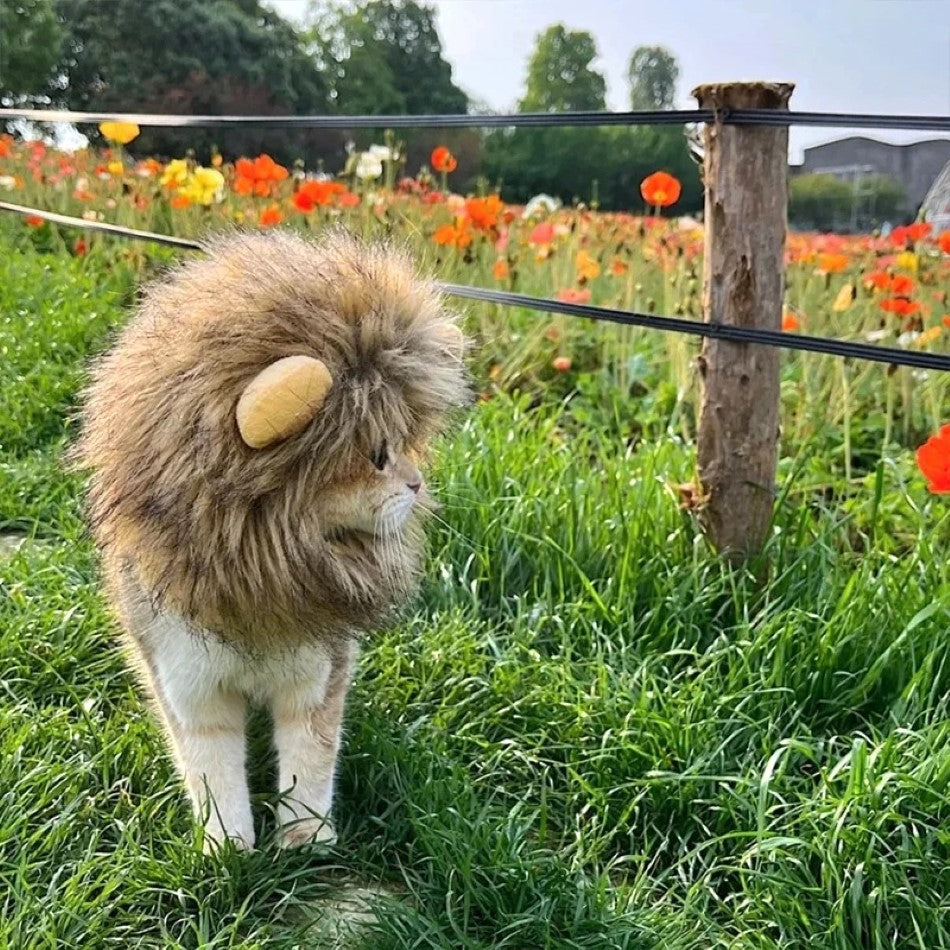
202;821;255;855
279;815;336;849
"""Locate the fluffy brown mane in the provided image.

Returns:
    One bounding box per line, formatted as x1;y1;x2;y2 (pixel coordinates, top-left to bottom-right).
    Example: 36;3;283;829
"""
75;229;469;649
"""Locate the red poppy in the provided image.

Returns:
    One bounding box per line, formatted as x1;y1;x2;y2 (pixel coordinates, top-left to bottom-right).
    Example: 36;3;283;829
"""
529;222;555;245
879;297;921;317
25;215;44;227
863;270;890;291
916;424;950;493
890;222;932;247
431;146;458;173
782;312;801;332
337;191;360;208
889;274;915;296
640;171;681;208
0;135;12;158
938;231;950;255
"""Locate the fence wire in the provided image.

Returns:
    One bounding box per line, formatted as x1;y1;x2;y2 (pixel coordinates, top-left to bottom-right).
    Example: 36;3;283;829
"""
2;106;949;132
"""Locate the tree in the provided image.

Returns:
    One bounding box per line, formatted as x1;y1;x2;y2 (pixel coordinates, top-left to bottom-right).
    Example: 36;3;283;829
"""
484;25;702;212
0;0;62;106
519;25;606;113
306;0;467;117
627;45;679;112
53;0;334;162
788;172;906;232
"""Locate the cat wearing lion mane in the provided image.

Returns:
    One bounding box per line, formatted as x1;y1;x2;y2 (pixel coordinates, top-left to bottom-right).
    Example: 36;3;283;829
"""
74;229;469;851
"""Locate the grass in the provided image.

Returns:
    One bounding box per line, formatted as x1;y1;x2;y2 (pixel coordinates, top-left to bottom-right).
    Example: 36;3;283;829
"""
0;228;949;949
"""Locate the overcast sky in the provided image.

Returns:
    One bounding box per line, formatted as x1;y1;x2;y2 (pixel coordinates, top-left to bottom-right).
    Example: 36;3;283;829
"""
269;0;949;162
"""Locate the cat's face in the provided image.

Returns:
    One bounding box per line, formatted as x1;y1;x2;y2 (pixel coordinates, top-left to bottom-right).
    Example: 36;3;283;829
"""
320;441;426;538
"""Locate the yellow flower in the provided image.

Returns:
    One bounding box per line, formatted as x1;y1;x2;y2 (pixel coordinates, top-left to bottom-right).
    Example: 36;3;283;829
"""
180;166;225;206
106;160;124;176
832;283;854;313
895;251;918;272
99;121;140;145
917;326;942;347
160;159;189;189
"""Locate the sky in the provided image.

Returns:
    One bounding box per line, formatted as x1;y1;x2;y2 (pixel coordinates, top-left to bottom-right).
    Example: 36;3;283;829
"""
269;0;950;162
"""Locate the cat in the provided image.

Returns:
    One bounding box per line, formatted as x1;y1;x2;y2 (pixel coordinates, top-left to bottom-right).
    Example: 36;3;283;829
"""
73;229;469;850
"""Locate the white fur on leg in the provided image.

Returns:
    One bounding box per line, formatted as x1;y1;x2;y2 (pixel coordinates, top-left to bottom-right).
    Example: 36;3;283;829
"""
271;643;355;848
149;614;254;852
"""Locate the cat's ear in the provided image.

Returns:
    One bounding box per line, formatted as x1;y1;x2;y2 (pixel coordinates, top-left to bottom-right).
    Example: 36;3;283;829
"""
236;355;333;449
432;322;464;361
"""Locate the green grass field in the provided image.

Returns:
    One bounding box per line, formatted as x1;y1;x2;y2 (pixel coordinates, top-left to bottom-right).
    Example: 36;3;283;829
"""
1;228;948;949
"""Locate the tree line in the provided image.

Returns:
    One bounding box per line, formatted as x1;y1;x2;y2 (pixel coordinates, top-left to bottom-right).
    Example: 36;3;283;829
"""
2;0;700;211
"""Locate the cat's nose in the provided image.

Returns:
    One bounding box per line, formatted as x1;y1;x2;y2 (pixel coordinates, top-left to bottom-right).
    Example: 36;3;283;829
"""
407;478;422;494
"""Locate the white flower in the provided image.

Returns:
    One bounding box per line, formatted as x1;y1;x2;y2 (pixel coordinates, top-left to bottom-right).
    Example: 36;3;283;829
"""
0;176;15;191
897;331;919;348
355;152;383;180
368;144;396;162
522;193;560;219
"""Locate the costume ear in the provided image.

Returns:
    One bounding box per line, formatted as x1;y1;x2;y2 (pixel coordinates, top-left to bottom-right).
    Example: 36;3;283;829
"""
432;322;464;361
236;355;333;449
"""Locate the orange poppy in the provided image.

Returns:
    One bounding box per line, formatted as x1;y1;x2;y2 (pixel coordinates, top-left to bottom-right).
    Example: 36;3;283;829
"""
782;312;801;331
0;135;12;158
170;195;191;209
640;171;681;208
610;258;628;276
576;249;600;281
557;288;591;304
492;259;509;280
817;253;849;274
431;146;458;173
938;231;950;255
293;180;345;212
258;204;283;228
916;424;950;493
25;214;45;227
338;191;360;208
433;220;472;249
464;195;503;231
235;154;289;197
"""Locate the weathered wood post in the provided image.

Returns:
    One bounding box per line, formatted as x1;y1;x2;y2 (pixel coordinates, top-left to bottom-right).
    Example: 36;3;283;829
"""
691;81;794;563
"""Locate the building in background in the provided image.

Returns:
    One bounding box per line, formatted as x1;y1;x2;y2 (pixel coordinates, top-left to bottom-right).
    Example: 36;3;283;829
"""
793;136;950;216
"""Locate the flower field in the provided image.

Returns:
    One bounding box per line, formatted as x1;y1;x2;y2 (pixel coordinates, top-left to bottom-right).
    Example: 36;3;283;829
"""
2;128;949;490
1;127;949;947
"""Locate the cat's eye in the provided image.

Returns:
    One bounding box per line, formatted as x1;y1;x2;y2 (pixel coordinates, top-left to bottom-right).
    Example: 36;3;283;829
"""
370;442;388;471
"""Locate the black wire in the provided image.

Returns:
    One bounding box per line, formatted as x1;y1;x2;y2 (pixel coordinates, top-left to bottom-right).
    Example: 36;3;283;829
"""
2;105;948;132
2;201;948;374
0;202;203;249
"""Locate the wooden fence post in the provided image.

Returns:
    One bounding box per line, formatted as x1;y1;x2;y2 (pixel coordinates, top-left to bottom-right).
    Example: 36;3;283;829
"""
691;81;794;563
